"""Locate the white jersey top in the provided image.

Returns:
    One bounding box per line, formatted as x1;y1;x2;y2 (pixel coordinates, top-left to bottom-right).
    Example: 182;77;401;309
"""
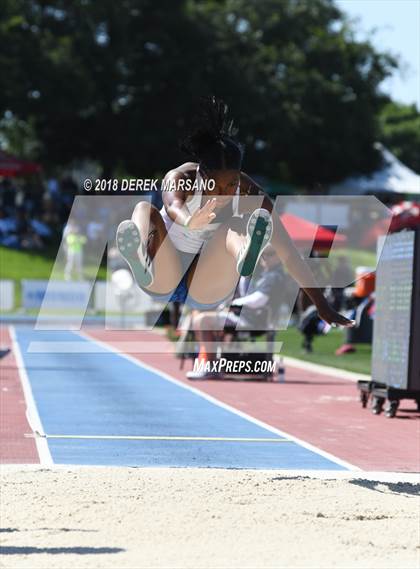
160;183;241;254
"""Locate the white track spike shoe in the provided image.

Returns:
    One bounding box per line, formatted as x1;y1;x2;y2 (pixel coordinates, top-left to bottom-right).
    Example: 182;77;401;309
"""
116;220;154;288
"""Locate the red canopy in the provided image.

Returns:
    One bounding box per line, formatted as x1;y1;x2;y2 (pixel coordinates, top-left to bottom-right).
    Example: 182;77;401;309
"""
361;201;420;247
280;212;347;250
0;150;41;177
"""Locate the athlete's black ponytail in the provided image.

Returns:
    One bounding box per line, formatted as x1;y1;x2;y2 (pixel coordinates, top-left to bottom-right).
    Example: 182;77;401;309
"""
180;96;243;170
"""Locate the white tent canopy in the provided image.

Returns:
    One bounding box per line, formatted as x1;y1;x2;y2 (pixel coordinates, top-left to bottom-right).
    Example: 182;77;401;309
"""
330;143;420;196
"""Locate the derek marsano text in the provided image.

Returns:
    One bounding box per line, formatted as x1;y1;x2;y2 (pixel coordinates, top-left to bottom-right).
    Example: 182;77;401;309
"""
86;178;215;192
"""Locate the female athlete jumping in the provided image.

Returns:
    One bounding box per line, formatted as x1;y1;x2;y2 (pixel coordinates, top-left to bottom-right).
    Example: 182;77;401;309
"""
116;97;353;327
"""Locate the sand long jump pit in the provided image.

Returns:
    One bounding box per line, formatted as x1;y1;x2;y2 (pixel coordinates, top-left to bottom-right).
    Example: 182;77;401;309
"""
1;466;419;569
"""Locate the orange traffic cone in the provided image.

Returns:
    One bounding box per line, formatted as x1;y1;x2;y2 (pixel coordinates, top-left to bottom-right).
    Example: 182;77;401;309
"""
197;344;208;362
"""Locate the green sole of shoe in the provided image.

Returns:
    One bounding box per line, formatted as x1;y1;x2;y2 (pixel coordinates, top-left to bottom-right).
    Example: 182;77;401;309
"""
239;214;272;277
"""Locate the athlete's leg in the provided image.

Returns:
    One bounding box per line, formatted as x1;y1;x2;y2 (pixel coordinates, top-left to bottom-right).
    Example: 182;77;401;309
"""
117;201;182;295
75;251;83;281
186;222;243;306
64;251;73;281
187;211;273;305
191;311;220;359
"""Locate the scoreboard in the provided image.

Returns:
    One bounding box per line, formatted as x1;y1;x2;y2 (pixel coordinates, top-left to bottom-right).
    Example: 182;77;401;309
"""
371;230;420;390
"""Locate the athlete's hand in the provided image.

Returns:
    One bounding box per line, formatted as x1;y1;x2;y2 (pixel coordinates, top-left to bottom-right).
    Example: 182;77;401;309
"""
317;302;355;328
187;198;217;229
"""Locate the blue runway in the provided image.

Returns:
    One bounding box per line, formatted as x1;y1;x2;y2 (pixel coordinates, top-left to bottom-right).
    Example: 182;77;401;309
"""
15;327;346;470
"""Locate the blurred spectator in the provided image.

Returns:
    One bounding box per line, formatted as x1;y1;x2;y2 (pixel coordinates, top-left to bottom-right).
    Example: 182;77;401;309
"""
0;206;42;249
0;174;84;252
298;305;331;354
335;272;375;355
41;195;61;228
330;256;354;312
86;217;105;252
0;179;16;213
297;250;331;312
64;223;87;280
186;245;286;378
297;250;332;353
14;184;25;208
15;207;43;249
0;207;17;247
61;176;79;208
15;207;30;239
31;212;52;240
47;177;59;198
25;179;43;215
0;207;15;233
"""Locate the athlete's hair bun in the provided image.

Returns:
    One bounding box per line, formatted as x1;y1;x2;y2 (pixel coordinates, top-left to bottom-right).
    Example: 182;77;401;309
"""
180;96;243;170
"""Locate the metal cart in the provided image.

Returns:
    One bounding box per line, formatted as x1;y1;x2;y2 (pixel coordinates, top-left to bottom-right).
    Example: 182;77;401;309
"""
357;230;420;418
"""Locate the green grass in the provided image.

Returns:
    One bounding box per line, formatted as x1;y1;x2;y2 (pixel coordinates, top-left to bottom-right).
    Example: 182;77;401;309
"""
276;327;371;375
0;246;107;309
345;248;376;271
1;246;374;375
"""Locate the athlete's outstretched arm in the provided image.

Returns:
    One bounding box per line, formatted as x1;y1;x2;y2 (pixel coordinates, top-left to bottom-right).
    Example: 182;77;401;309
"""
239;173;353;327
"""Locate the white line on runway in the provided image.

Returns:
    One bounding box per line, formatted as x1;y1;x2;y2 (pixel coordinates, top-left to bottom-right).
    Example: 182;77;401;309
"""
9;326;53;467
282;356;370;382
26;432;291;443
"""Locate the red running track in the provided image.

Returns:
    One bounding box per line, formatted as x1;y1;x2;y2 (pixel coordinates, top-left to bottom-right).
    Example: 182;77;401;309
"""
87;329;420;472
2;325;419;471
0;327;39;464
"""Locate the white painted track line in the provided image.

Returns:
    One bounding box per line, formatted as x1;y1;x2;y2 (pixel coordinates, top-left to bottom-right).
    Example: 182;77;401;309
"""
282;356;370;382
27;433;291;443
9;325;53;466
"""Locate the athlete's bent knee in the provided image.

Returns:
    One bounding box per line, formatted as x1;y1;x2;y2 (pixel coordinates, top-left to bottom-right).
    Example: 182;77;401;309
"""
133;200;157;216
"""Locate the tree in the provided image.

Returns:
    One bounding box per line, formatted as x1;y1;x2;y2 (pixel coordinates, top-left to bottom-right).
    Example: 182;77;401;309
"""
191;0;397;185
378;102;420;174
0;0;398;186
